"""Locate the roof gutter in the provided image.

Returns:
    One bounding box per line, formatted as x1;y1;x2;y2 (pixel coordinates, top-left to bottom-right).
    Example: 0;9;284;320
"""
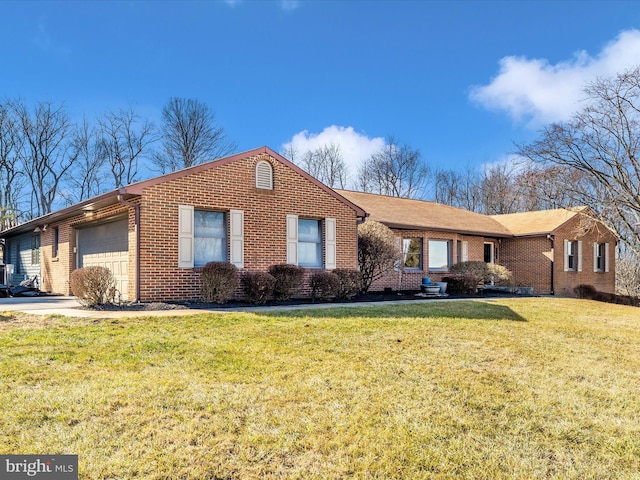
117;195;140;303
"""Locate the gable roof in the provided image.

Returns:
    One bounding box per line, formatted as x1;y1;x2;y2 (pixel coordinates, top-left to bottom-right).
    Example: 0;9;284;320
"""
491;208;587;236
121;147;366;218
336;190;512;237
1;147;365;237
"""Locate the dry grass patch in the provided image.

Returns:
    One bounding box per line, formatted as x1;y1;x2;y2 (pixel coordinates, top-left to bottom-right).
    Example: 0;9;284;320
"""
0;298;639;479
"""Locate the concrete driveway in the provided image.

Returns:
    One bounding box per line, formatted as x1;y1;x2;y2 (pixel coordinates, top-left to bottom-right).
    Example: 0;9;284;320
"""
0;296;82;311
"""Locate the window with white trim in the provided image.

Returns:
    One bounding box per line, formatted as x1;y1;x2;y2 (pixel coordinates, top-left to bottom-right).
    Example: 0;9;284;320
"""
593;242;609;273
566;240;577;271
298;219;322;268
428;239;450;271
194;210;227;267
403;238;422;269
564;239;582;272
286;215;335;269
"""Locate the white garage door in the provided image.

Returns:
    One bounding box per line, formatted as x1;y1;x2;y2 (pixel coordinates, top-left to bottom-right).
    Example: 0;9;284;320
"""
77;218;129;300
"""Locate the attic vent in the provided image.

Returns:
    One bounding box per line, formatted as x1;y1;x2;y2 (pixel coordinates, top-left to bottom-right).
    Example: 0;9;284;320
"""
256;160;273;190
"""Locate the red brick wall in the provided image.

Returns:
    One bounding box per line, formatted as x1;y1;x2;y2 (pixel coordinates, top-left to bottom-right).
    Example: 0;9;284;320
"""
551;218;616;296
138;153;359;302
500;215;617;296
499;236;553;294
368;229;499;292
39;203;134;297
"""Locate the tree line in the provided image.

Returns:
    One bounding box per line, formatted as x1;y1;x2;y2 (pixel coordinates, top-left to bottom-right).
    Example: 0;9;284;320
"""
0;97;235;230
2;67;640;286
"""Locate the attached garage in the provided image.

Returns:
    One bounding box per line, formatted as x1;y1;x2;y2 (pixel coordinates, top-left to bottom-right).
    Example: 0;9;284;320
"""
77;218;129;300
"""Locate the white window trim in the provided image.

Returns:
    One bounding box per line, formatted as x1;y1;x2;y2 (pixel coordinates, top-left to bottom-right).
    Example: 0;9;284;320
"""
428;239;451;272
179;206;243;268
593;242;610;273
564;239;582;272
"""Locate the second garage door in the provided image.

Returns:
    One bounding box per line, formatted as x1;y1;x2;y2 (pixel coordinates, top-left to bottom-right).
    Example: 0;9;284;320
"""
77;218;129;300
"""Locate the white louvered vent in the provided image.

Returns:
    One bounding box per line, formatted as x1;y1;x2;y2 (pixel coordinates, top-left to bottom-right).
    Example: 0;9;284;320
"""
256;160;273;190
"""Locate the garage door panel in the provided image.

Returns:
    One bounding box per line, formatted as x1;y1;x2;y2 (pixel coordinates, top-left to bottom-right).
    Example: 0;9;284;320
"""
78;219;129;301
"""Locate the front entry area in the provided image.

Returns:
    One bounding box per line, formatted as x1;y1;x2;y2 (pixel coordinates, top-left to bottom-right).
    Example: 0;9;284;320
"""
77;218;129;300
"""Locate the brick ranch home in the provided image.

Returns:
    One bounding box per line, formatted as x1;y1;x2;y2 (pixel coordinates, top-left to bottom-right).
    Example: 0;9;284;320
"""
1;147;365;302
1;146;616;300
337;190;617;296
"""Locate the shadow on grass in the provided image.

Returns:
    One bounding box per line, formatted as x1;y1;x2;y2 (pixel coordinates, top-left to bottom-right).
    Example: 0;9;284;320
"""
255;300;526;322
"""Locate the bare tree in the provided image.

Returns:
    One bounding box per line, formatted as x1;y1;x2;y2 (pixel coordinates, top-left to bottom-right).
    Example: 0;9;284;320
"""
10;99;78;217
431;165;483;212
154;97;236;173
357;136;428;198
98;106;155;188
62;118;107;204
0;101;25;229
300;143;348;188
480;162;522;215
616;251;640;297
517;66;640;254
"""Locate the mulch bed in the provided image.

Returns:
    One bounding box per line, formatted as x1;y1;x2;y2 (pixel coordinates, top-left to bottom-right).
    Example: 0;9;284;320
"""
88;290;524;311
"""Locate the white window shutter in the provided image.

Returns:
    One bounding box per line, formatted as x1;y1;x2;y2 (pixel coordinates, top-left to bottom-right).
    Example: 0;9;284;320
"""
605;243;610;273
229;209;244;269
563;239;569;272
325;217;336;270
593;243;598;273
286;214;298;265
577;240;583;272
178;205;194;268
462;241;469;262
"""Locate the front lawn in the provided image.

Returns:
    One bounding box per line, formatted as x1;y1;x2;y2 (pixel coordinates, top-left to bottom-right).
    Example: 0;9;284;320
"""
1;298;638;479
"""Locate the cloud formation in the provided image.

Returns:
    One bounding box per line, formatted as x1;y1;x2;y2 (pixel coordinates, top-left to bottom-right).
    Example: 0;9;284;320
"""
281;125;385;178
470;29;640;126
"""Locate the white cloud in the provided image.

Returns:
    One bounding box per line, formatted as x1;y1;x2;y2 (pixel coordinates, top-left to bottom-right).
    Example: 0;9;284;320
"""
470;29;640;126
281;125;385;180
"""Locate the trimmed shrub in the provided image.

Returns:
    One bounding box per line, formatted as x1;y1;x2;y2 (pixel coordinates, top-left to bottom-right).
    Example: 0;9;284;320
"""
443;274;478;295
69;266;117;307
310;271;340;302
358;220;403;293
574;284;598;299
242;271;275;305
201;262;239;304
449;261;513;290
268;264;305;301
574;284;640;307
334;268;363;299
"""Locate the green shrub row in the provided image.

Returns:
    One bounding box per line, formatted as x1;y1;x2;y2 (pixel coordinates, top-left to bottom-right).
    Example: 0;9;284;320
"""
201;263;363;304
574;284;640;307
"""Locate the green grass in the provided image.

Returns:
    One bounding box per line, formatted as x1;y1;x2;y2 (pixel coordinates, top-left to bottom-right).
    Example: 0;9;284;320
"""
1;298;639;479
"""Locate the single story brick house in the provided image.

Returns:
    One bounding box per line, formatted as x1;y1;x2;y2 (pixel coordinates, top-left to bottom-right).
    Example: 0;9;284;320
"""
0;147;366;302
337;190;617;296
1;146;616;300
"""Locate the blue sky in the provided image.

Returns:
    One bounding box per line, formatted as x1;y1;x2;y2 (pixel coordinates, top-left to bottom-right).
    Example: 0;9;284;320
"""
2;0;640;187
